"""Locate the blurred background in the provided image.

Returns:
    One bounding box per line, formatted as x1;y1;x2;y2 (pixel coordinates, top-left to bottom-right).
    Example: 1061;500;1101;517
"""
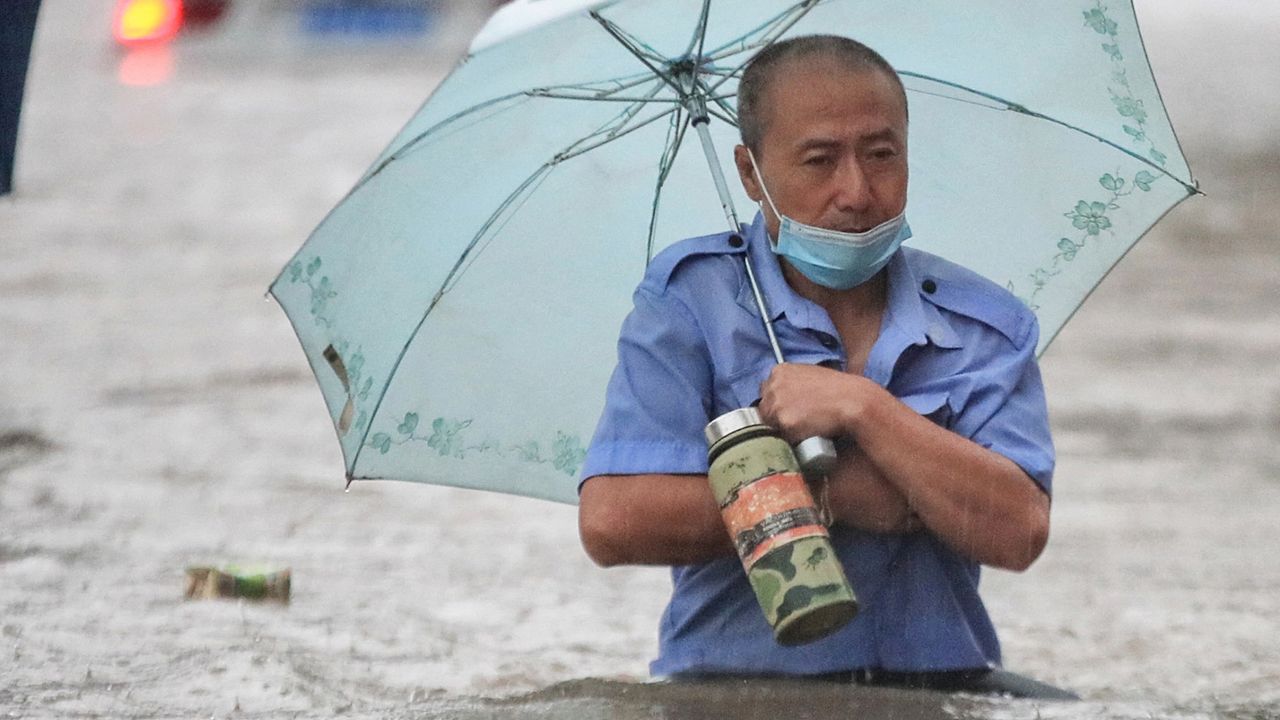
1;1;1277;717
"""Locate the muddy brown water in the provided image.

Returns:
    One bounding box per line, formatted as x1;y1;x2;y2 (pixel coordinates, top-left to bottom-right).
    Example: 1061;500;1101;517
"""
2;2;1278;718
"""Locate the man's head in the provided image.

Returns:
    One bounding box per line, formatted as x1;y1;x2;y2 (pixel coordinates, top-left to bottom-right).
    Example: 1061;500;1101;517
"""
733;35;909;241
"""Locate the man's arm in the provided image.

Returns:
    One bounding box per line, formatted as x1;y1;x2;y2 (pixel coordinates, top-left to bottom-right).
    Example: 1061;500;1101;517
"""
578;474;731;567
579;455;919;567
759;364;1050;572
824;446;921;534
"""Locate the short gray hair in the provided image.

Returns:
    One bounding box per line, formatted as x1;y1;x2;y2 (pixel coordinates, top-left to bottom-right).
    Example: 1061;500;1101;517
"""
737;35;907;153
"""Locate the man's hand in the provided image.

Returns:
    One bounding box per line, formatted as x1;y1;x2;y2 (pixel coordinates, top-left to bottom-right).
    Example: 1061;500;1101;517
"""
757;363;870;443
758;364;918;535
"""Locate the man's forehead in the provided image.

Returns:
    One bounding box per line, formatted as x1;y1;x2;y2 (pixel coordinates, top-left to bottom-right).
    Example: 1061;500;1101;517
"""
794;127;902;150
762;69;906;143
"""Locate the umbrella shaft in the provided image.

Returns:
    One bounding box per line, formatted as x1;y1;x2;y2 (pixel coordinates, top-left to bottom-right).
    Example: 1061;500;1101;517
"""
691;114;835;473
690;116;785;365
692;115;742;233
742;252;785;365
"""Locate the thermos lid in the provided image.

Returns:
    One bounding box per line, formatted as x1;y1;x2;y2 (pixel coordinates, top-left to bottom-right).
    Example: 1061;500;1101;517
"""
704;406;764;446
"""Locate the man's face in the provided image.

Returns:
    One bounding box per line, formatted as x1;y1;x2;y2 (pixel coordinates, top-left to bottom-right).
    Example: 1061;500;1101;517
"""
734;57;909;241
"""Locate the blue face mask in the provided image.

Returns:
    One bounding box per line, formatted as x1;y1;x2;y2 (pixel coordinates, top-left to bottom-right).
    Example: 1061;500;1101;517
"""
749;149;911;290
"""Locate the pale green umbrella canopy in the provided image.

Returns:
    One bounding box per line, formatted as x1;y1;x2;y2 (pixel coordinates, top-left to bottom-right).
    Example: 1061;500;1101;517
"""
271;0;1196;503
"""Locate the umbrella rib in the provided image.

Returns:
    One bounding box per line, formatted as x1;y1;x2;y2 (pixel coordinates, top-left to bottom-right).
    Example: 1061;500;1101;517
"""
591;13;685;99
552;105;679;164
358;74;665;186
697;78;740;126
545;72;666;100
363;92;530;180
684;0;713;59
646;106;690;263
898;70;1196;189
431;163;552;309
695;66;738;78
705;105;738;128
434;106;680;307
545;80;669;162
529;90;679;104
703;1;818;94
704;0;816;63
590;11;669;64
442;167;557;296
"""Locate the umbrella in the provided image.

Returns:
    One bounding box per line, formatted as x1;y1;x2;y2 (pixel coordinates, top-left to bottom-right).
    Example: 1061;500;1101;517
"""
270;0;1197;503
1;0;42;196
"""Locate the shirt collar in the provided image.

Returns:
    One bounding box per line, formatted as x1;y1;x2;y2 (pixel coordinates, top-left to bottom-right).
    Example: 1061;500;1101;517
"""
738;212;961;350
738;212;841;338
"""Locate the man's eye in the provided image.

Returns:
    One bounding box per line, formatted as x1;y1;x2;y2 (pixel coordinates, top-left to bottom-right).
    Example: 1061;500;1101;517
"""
804;156;833;166
868;147;899;161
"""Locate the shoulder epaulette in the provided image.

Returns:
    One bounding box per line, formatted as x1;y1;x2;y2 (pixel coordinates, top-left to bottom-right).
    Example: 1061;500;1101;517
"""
642;230;749;290
907;248;1035;347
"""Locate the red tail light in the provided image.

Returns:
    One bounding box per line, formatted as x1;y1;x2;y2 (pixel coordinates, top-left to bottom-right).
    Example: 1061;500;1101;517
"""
113;0;184;45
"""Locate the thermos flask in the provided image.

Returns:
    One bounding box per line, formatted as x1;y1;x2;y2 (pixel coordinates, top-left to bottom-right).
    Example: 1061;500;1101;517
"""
705;407;858;645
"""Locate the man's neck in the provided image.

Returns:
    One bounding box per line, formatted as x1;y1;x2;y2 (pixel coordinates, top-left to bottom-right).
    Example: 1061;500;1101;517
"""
780;260;888;375
780;259;889;322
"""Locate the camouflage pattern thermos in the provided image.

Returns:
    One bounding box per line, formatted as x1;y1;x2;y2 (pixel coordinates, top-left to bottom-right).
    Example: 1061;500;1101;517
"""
705;407;858;645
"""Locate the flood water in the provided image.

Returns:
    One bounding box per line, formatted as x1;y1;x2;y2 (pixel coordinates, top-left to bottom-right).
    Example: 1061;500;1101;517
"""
2;1;1278;718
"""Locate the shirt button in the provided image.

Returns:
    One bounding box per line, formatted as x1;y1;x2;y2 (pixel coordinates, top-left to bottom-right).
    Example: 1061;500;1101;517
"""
922;279;937;294
728;234;744;248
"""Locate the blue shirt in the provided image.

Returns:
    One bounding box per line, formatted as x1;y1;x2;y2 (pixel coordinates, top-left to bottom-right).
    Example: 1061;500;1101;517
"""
580;214;1054;676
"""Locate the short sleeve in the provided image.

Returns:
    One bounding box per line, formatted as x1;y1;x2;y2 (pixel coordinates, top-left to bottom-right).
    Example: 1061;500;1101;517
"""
950;316;1055;494
578;287;714;488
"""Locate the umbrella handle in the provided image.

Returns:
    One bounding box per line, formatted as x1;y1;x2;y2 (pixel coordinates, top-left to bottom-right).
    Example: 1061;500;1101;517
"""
794;436;838;478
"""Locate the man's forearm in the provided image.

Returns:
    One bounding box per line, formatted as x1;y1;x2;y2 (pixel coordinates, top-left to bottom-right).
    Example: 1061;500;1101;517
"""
826;447;918;534
848;383;1050;571
578;473;735;567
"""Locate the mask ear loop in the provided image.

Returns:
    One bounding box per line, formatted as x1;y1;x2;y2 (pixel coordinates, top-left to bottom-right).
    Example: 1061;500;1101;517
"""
746;147;784;222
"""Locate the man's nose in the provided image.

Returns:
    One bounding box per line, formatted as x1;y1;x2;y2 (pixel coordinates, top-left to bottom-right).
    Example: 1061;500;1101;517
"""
831;159;873;215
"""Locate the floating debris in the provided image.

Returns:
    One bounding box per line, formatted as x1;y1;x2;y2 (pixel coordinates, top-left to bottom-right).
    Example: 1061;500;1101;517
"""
184;566;290;603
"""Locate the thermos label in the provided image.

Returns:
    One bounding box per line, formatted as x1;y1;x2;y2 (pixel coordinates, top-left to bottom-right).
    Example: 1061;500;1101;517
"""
720;471;828;567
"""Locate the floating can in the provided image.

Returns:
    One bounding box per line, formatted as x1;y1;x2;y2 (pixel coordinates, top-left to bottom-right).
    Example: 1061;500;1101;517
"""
185;565;291;603
705;408;857;645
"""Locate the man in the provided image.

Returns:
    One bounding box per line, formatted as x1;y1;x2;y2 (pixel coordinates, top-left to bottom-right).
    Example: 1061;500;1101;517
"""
577;35;1068;699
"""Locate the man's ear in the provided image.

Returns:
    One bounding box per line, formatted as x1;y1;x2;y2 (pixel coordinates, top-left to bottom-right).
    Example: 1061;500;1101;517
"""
733;144;763;203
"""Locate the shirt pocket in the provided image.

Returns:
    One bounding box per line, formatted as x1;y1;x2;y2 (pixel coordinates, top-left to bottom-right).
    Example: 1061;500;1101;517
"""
897;390;954;429
725;363;770;409
723;353;847;410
